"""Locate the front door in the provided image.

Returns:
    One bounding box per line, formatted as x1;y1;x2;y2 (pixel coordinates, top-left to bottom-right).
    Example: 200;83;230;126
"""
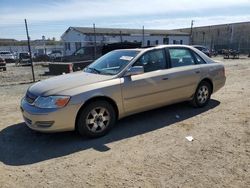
121;49;168;114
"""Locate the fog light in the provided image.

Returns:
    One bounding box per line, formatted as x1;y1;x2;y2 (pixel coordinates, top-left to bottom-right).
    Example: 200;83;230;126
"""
35;121;54;128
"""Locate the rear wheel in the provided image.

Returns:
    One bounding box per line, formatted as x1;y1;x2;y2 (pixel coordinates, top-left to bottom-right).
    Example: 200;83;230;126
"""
191;81;212;107
76;100;116;138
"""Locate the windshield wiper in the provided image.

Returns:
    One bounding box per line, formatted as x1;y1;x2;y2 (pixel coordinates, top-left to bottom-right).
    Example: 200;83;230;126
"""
87;67;101;74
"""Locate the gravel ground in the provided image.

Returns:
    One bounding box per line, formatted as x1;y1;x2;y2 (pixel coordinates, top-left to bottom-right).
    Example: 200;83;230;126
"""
0;56;249;188
0;63;51;86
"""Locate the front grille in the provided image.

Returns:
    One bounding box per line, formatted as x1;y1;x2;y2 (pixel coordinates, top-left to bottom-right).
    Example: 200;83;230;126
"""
25;91;38;104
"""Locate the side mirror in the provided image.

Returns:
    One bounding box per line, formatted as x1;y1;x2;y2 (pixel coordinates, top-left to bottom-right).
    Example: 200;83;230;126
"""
124;66;144;76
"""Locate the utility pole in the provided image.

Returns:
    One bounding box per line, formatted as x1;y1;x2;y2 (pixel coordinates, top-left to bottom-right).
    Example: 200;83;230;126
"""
142;26;145;47
190;20;194;45
25;19;35;82
119;31;123;43
93;23;97;60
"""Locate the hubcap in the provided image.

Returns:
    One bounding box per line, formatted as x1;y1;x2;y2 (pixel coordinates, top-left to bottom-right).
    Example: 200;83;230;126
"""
86;107;110;133
197;85;209;104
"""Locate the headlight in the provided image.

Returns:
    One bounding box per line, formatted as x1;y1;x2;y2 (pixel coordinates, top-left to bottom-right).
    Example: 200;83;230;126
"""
34;96;70;109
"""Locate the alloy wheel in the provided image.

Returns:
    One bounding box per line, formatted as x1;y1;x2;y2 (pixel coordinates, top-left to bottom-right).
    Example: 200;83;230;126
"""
85;107;110;133
197;85;209;104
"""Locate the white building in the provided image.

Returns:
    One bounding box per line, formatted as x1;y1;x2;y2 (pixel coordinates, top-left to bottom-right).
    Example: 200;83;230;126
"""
61;27;190;56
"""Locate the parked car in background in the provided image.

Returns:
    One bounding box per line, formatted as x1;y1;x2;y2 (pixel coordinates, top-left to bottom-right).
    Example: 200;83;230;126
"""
21;45;226;138
0;56;6;71
0;51;15;63
16;52;31;66
33;53;50;62
192;45;211;57
62;46;102;62
102;42;142;55
48;50;63;61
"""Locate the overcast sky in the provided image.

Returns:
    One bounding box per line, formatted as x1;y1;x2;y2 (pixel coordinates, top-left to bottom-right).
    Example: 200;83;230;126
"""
0;0;250;40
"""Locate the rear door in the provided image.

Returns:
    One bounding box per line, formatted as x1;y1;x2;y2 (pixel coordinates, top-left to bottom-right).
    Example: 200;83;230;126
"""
164;47;201;100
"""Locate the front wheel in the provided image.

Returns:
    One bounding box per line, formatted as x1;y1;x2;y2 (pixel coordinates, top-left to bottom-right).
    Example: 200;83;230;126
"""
76;100;116;138
191;81;212;107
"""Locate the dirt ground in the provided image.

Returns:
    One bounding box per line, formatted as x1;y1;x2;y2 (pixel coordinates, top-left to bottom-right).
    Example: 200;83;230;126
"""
0;63;51;86
0;56;249;188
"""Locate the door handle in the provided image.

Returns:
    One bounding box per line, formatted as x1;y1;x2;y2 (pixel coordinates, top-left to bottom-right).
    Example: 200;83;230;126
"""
162;77;169;80
195;71;200;74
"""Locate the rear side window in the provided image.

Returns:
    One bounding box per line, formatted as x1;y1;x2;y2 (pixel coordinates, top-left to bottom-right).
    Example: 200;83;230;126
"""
193;53;206;64
134;49;166;73
169;48;195;67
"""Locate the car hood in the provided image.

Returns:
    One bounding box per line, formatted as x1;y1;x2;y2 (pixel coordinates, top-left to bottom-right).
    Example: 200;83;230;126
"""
29;71;113;96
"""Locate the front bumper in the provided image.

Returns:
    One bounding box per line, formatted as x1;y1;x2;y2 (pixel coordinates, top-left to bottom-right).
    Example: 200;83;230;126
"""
20;98;81;132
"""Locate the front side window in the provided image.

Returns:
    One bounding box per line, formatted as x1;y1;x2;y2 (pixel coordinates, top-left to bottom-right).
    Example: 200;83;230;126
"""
133;49;166;73
84;50;139;75
169;48;195;67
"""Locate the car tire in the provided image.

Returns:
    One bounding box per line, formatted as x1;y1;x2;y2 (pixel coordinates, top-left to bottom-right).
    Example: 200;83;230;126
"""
191;81;212;108
76;100;116;138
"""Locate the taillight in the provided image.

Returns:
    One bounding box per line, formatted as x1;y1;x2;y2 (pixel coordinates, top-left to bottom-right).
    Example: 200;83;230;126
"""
68;64;73;73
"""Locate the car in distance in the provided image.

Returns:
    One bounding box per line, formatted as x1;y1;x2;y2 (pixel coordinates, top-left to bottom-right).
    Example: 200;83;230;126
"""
48;50;63;61
192;45;211;57
0;57;6;71
0;51;15;63
20;45;226;138
16;52;31;66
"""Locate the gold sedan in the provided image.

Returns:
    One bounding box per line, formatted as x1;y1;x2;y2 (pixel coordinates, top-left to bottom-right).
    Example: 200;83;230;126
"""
21;45;226;137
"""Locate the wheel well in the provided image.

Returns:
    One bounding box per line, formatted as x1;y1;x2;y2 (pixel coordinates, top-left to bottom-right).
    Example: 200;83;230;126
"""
200;78;213;93
75;96;119;129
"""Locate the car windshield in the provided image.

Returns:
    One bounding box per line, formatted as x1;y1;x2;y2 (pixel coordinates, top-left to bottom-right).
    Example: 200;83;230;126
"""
84;50;140;75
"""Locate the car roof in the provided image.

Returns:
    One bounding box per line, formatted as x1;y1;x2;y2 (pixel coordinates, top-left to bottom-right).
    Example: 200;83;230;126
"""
113;45;197;53
140;45;197;52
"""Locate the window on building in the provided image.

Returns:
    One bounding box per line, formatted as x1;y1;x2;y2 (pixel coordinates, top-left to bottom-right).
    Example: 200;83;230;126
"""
147;40;150;46
169;48;195;67
155;40;159;45
173;40;176;44
163;38;169;44
180;40;183;44
75;42;82;50
65;42;71;51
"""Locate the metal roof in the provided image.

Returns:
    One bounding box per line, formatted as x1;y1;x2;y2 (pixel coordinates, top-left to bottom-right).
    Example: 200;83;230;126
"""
66;27;190;36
